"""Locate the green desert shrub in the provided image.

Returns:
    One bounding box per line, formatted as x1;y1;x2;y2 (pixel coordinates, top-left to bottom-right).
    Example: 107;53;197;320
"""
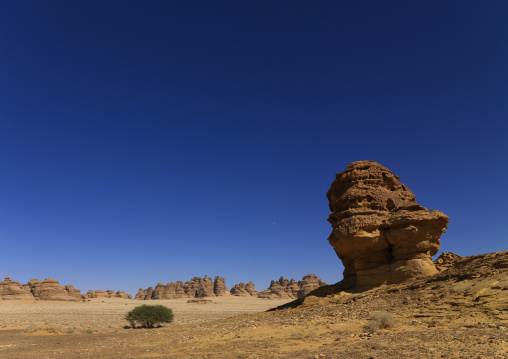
364;311;398;332
125;305;174;328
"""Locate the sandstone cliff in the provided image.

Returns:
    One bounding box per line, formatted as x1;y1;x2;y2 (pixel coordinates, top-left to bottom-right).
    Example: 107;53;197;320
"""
230;282;259;297
258;274;328;299
0;276;33;300
0;276;81;301
136;275;229;300
83;290;132;299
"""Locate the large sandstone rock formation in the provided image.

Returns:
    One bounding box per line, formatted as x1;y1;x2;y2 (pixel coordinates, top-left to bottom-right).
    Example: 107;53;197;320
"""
326;161;450;288
258;274;328;299
0;276;81;301
137;275;229;300
83;290;131;299
33;278;81;301
0;276;33;300
230;282;259;297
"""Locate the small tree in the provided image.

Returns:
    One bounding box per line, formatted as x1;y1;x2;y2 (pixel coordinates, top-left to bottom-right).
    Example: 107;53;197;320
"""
125;305;174;328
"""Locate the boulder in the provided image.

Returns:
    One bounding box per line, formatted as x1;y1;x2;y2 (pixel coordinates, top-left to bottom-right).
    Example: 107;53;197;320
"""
326;161;450;288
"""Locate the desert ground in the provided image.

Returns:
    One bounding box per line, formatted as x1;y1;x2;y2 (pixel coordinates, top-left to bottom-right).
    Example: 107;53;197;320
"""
0;287;507;359
1;252;507;359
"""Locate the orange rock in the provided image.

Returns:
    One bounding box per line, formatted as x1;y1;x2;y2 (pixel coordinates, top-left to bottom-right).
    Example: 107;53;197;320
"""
326;161;449;288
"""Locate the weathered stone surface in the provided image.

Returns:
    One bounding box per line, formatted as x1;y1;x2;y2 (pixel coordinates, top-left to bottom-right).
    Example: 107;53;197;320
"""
213;276;229;296
259;275;328;299
134;287;153;300
230;282;259;297
36;278;80;301
297;274;328;298
0;276;33;300
83;290;132;299
434;252;463;272
326;160;450;288
184;276;215;298
64;285;82;300
139;275;229;300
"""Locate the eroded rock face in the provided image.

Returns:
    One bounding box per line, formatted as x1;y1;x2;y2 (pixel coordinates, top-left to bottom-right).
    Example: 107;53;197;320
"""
0;276;33;300
258;275;328;299
213;276;229;296
36;278;81;301
230;282;259;297
297;274;328;298
327;161;450;288
83;290;132;299
137;275;229;299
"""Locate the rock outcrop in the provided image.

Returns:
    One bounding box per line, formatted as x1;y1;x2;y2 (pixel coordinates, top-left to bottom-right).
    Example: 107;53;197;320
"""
33;278;81;301
137;275;230;300
259;275;328;299
0;276;33;300
326;160;450;288
213;276;229;296
297;274;328;298
134;287;154;300
83;290;132;299
230;282;259;297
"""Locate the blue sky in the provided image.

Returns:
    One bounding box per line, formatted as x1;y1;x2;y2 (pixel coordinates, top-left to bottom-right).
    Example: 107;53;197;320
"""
1;1;507;296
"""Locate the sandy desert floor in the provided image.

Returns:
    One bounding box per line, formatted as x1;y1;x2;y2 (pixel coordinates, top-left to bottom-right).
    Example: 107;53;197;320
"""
0;293;507;359
0;296;291;332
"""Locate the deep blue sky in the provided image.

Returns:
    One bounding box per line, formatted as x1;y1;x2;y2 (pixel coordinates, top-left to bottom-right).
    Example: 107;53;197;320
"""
1;1;507;296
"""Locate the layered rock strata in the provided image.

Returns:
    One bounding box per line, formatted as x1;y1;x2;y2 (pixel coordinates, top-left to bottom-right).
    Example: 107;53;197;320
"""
0;276;33;300
136;275;229;300
258;274;328;299
83;290;132;299
0;276;81;301
326;160;450;288
230;282;259;297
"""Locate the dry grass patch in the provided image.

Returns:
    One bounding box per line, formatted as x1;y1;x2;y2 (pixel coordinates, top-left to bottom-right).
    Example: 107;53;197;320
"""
365;311;399;332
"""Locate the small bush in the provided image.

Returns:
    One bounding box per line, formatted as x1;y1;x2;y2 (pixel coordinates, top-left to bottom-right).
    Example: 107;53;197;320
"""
23;325;40;333
365;311;398;332
125;305;174;328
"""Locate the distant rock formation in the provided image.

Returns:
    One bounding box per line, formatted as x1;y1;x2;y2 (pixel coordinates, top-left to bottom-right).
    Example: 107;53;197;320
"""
213;276;228;296
297;274;328;297
0;276;81;301
326;160;450;288
136;275;229;300
32;278;81;301
258;274;328;299
230;282;259;297
83;290;132;299
0;276;33;300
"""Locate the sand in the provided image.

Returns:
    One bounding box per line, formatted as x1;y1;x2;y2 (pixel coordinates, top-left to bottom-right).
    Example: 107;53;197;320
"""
0;296;291;332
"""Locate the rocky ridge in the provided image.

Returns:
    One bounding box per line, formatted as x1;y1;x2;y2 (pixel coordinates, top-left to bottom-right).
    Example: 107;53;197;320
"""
136;274;328;300
259;274;328;299
0;276;81;301
135;275;228;300
83;290;132;299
